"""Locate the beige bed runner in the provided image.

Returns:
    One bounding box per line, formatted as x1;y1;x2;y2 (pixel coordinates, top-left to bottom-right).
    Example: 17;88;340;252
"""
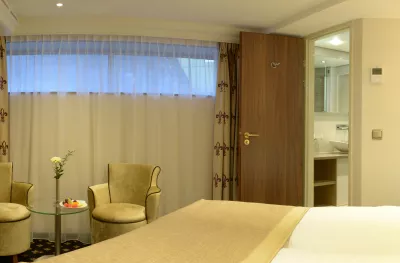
43;200;309;263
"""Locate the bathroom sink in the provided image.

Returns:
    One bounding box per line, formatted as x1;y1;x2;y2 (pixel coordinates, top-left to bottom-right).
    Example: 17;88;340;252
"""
330;141;349;153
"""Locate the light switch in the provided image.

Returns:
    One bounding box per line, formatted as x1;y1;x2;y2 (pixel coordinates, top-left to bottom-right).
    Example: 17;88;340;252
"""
372;129;383;140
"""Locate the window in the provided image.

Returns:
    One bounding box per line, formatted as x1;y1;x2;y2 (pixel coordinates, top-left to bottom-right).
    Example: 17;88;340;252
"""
7;37;219;96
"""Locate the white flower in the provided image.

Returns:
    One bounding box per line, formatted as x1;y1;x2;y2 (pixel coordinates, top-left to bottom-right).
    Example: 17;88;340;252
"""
51;157;62;163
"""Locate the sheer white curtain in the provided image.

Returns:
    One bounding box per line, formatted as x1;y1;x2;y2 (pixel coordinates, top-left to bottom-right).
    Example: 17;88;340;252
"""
7;35;218;243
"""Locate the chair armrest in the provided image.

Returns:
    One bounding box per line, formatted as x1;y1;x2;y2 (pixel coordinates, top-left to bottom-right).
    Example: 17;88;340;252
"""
88;183;110;216
145;186;161;223
11;181;34;206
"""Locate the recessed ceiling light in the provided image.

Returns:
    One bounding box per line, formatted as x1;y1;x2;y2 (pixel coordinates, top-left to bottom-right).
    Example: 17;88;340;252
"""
322;60;326;64
329;36;344;46
56;3;63;7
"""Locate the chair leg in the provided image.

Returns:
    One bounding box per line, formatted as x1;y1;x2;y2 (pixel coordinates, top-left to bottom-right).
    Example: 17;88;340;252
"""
12;255;18;263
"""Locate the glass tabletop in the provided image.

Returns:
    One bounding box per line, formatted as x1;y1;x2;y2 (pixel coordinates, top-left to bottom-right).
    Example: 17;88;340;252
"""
27;198;89;216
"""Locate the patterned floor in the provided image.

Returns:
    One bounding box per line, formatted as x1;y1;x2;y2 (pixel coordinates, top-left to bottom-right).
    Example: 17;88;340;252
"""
0;239;89;262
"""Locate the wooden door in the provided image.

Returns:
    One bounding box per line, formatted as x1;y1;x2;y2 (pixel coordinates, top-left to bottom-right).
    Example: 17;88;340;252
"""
239;32;304;206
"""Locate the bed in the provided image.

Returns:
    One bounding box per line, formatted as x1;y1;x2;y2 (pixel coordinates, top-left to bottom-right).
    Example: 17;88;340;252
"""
41;200;400;263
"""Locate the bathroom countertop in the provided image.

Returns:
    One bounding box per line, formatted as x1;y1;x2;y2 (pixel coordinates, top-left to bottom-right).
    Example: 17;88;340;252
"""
314;152;348;160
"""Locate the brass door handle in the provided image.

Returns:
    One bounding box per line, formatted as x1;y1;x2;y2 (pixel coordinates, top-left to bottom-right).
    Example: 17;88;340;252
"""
244;132;260;139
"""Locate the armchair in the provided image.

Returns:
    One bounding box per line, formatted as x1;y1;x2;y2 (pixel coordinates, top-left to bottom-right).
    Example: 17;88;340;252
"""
0;163;34;262
88;163;161;243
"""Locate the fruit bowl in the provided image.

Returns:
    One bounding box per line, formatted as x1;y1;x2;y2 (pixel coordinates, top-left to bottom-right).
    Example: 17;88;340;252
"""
60;199;87;208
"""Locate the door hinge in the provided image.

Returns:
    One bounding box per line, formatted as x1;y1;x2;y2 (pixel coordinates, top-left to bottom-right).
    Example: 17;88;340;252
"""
303;60;306;67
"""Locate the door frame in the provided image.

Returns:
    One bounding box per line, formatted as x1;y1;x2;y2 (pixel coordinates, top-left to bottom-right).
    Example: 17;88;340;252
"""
304;22;355;207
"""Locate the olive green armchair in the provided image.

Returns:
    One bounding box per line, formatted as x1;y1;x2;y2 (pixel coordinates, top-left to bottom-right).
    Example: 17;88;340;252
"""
88;163;161;243
0;163;34;261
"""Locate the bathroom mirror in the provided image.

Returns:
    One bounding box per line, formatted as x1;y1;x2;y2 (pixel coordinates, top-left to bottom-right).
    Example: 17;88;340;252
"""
314;30;349;114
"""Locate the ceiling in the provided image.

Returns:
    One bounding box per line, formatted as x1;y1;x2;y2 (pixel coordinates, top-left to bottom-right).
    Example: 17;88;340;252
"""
277;0;400;35
7;0;328;28
315;30;350;52
6;0;400;37
314;56;349;68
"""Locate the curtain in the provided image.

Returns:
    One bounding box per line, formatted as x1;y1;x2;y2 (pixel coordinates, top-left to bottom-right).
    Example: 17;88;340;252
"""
7;35;218;243
212;43;239;200
0;37;8;162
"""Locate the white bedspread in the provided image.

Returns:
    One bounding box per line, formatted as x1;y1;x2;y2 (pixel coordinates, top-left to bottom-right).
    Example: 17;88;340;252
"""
273;248;400;263
287;206;400;254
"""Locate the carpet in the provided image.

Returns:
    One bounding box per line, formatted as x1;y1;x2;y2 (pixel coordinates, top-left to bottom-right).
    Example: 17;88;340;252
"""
0;239;89;262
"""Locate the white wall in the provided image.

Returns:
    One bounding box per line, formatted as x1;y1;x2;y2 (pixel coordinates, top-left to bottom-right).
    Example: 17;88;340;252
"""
350;19;363;206
337;158;349;206
0;0;17;35
13;16;246;43
352;18;400;206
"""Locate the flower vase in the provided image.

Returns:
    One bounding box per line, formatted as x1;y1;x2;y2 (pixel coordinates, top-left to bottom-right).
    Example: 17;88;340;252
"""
56;177;60;204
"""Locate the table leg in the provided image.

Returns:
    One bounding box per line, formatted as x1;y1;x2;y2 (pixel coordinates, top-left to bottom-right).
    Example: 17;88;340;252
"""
55;213;61;255
34;209;62;261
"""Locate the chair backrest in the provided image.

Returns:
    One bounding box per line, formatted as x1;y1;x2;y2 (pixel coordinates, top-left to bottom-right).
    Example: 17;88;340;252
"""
108;163;160;206
0;163;12;203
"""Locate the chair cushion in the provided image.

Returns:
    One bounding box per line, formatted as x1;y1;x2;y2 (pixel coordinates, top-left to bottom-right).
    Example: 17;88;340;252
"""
92;203;146;223
0;203;30;222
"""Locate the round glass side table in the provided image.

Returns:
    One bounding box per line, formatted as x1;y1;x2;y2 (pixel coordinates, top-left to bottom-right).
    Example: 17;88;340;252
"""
26;199;89;259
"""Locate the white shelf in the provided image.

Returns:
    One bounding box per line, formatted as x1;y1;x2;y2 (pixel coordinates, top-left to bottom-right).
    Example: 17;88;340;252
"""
314;153;348;160
314;180;336;187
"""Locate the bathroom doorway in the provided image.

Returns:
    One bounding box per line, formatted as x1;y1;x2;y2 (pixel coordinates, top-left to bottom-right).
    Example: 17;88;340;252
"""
305;26;352;207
